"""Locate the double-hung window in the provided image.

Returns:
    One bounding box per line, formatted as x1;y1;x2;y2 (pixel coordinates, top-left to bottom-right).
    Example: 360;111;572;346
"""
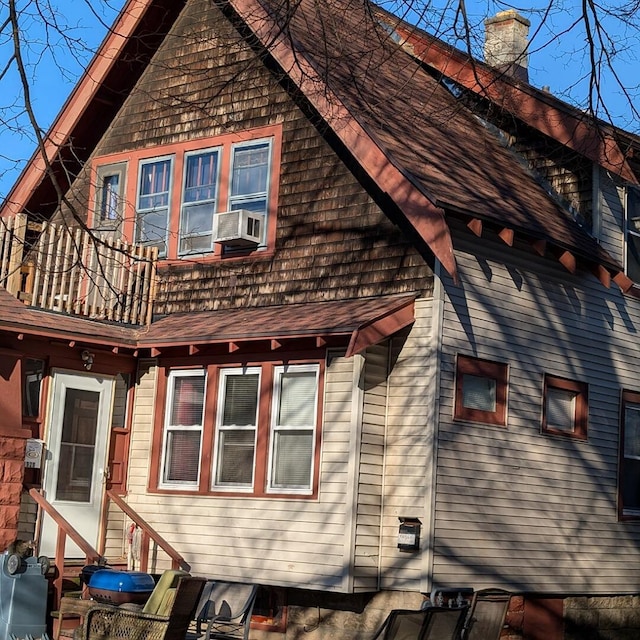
137;156;173;257
156;361;321;497
179;148;220;255
161;370;206;488
93;126;280;260
229;140;272;215
269;365;319;492
213;367;260;489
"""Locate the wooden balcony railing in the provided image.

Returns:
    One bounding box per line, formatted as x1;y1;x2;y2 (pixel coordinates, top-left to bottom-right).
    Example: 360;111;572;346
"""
0;214;157;325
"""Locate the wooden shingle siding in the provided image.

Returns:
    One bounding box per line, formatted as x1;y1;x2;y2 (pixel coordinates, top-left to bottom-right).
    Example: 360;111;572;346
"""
116;351;358;590
434;231;640;594
380;299;434;591
67;0;433;314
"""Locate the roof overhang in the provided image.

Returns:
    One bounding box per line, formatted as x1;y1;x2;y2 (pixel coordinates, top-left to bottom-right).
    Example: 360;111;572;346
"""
0;291;416;358
136;295;416;358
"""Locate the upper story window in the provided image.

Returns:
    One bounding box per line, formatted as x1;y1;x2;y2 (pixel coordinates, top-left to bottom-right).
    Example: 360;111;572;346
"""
454;355;508;426
625;186;640;282
90;126;281;260
542;375;588;440
154;361;322;497
620;390;640;518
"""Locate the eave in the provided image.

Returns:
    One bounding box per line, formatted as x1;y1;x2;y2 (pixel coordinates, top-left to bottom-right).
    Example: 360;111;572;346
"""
382;19;638;186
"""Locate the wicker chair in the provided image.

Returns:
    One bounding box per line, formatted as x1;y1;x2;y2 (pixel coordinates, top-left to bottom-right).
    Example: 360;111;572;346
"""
74;575;206;640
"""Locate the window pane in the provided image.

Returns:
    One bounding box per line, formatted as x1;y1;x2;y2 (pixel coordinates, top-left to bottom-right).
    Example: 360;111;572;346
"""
184;151;218;203
101;174;120;221
278;371;317;426
137;158;171;255
217;430;255;484
231;144;269;196
170;375;205;426
223;374;259;425
23;358;44;417
547;388;576;431
229;142;270;216
627;188;640;281
462;374;496;412
165;430;201;483
272;431;313;488
625;405;640;458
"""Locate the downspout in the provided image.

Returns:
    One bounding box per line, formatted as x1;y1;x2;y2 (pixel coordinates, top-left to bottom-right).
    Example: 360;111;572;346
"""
421;260;446;594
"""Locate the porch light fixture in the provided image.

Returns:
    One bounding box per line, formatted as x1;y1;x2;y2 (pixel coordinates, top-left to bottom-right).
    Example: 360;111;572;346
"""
81;350;95;371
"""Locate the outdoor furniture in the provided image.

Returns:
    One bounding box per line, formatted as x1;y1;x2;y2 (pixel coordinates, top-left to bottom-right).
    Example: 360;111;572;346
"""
195;581;258;640
371;607;468;640
74;573;206;640
462;589;511;640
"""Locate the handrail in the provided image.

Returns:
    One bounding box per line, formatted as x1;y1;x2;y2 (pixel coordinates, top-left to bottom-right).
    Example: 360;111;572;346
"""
106;490;190;572
28;488;103;611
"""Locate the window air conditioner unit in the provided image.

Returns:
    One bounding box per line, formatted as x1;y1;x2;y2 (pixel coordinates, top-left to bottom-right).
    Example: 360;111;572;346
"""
214;210;264;247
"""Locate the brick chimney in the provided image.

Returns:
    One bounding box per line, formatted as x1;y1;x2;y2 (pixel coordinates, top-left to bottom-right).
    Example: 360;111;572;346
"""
484;9;530;82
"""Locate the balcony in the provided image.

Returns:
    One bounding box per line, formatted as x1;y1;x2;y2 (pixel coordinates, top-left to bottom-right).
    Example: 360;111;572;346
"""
0;214;157;325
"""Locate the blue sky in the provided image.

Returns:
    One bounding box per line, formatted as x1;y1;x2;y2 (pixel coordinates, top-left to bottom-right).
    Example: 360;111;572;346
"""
0;0;637;201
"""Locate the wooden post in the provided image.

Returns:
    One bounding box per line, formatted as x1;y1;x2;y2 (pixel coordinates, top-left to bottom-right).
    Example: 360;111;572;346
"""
6;213;26;296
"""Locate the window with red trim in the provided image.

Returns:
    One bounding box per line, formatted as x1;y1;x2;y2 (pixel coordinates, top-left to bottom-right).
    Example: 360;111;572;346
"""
90;126;280;260
454;355;508;426
155;361;321;497
542;375;588;440
620;390;640;518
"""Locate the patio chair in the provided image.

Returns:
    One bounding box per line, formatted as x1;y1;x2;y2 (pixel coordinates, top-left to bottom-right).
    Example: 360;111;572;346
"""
462;589;511;640
195;581;258;640
75;574;206;640
371;607;467;640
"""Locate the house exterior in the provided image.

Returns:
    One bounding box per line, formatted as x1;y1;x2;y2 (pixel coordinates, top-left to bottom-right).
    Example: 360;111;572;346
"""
1;0;640;638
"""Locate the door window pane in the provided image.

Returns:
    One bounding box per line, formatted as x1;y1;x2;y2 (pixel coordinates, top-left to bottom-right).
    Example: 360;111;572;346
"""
56;389;99;502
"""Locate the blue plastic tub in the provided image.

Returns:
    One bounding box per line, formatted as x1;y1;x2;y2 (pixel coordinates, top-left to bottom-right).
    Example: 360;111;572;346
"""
88;569;155;605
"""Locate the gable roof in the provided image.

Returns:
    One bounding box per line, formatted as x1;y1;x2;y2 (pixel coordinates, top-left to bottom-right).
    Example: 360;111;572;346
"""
1;0;633;290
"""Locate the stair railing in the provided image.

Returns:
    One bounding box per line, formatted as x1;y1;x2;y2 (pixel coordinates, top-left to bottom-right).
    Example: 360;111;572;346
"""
105;490;190;573
28;488;103;611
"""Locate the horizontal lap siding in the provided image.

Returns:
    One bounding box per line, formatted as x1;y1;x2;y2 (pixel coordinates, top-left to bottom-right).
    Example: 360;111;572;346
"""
434;231;640;594
381;298;434;590
353;344;388;592
120;355;354;590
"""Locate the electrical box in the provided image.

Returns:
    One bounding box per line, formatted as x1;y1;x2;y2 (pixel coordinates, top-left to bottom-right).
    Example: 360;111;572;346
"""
24;439;44;469
398;517;421;552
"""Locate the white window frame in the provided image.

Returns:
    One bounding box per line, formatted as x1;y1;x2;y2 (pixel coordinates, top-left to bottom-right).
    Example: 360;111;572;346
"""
95;162;127;228
212;367;261;491
136;154;174;258
267;363;319;495
228;138;273;246
159;369;206;490
179;146;222;256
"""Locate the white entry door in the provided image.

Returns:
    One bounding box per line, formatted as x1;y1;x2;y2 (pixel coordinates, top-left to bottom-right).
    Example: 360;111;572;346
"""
40;370;114;558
